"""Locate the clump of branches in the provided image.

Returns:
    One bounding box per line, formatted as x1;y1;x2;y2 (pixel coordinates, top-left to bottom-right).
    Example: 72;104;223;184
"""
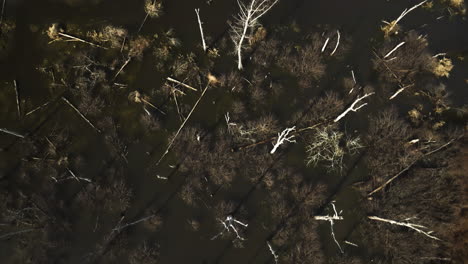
0;19;15;59
254;34;326;88
305;126;363;171
226;113;279;144
128;242;160;264
152;29;181;70
373;31;436;86
229;0;279;70
87;25;127;49
144;0;163;18
357;163;461;263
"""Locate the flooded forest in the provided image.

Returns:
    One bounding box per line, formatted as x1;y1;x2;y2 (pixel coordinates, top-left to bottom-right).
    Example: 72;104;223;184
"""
1;0;467;263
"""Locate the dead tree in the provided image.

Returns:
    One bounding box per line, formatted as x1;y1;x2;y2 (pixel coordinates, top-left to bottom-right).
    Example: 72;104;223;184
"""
305;126;362;171
314;202;344;253
270;126;296;154
230;0;279;70
13;80;20;119
195;8;207;51
383;41;405;59
155;82;210;166
368;216;441;241
321;37;330;53
211;215;248;241
62;97;101;133
368;138;456;196
267;241;279;263
382;0;427;36
334;92;374;122
138;0;163;32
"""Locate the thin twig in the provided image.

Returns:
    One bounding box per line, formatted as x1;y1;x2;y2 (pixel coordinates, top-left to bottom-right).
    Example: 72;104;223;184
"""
155;83;210;166
62;97;101;133
384;42;405;59
368;216;441;241
137;13;150;33
0;128;24;138
113;57;132;80
166;77;198;91
0;228;37;240
195;8;207;51
368;138;456;196
26;101;51;116
57;32;106;49
330;30;341;56
321;37;330;53
13;80;20;119
0;0;5;25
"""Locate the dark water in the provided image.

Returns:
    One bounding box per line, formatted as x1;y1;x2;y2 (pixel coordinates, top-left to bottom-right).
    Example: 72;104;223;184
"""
1;0;467;263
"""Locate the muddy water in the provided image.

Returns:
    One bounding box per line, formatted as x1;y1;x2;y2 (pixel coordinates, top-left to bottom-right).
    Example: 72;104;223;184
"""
1;0;467;263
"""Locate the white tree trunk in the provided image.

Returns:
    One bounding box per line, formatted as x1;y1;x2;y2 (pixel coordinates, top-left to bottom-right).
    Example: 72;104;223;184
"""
195;8;207;51
334;92;374;122
384;41;405;59
368;216;441;241
231;0;279;70
270;126;296;154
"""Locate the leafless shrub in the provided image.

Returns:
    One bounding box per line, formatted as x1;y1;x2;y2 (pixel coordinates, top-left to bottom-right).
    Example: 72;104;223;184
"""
88;25;127;48
0;20;15;59
152;29;180;69
278;34;326;87
252;38;280;66
129;242;160;264
170;53;200;84
299;92;344;125
144;0;163;18
374;31;436;84
365;108;412;177
128;36;151;59
305;126;362;171
229;114;279;143
432;57;453;78
139;113;161;132
180;182;198;206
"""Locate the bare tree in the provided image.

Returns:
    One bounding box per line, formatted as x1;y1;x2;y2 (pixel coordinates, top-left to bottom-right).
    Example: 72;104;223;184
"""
368;216;441;241
315;202;344;253
211;215;248;241
267;241;279;263
382;0;427;36
305;126;362;171
0;0;5;25
334;92;374;122
270;126;296;154
230;0;279;70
